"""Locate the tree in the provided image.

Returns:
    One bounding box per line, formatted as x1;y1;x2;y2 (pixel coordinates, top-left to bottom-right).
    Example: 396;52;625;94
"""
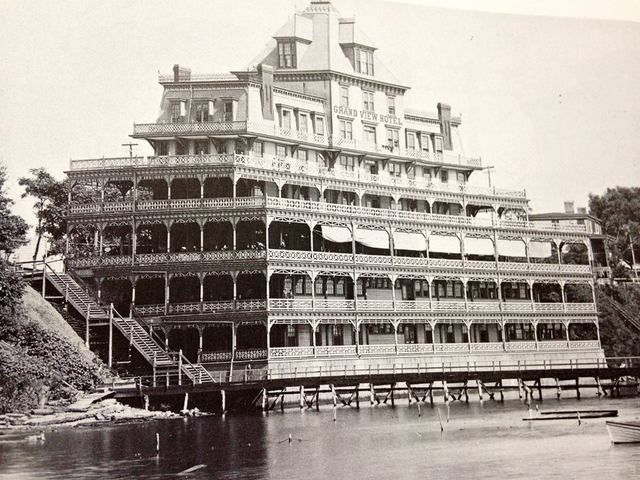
18;168;67;260
0;163;28;257
589;187;640;277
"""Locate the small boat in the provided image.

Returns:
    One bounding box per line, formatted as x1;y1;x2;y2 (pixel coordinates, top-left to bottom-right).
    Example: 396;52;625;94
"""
522;409;618;421
606;420;640;443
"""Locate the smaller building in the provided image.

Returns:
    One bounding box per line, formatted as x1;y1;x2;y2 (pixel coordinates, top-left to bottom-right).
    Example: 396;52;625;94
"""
530;202;611;281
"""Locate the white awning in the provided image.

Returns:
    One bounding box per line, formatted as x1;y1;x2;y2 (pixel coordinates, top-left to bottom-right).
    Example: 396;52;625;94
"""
355;228;390;249
429;234;460;254
529;241;553;258
321;226;351;243
497;239;526;257
464;237;494;255
393;231;427;251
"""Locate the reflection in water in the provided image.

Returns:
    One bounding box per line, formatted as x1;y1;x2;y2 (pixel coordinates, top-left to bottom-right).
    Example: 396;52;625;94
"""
2;397;640;479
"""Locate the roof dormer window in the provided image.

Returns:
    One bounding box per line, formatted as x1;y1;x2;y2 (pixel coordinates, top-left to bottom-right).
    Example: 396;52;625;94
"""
355;47;374;76
278;40;296;68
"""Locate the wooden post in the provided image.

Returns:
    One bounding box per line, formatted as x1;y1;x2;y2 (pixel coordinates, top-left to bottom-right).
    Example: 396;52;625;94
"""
221;389;226;413
178;350;183;386
537;379;543;401
556;378;561;399
428;382;434;405
108;303;114;368
595;377;603;397
144;394;149;411
575;377;581;399
315;386;320;411
517;378;523;400
477;380;483;401
370;383;375;406
299;385;305;409
182;392;189;412
355;384;360;409
261;388;267;412
85;310;91;348
41;262;47;298
152;353;157;387
331;384;337;408
390;382;395;407
443;380;449;403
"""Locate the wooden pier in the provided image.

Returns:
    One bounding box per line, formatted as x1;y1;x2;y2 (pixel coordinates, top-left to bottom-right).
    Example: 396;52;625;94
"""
109;357;640;413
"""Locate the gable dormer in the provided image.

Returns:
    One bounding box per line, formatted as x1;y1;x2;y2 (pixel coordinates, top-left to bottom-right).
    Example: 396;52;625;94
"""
339;17;377;76
273;14;313;69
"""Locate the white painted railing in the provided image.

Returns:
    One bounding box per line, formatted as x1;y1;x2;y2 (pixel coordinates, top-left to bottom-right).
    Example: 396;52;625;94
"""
505;342;537;351
396;300;431;311
359;344;397;355
570;340;601;349
268;299;314;310
202;301;234;313
434;343;470;353
313;299;355;310
470;342;504;352
358;300;394;311
270;346;314;358
168;302;201;314
397;344;435;354
134;304;165;316
236;299;267;311
235;348;268;360
315;345;358;357
537;341;569;351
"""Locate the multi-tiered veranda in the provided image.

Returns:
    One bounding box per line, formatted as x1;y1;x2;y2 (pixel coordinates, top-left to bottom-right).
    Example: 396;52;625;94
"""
65;1;602;374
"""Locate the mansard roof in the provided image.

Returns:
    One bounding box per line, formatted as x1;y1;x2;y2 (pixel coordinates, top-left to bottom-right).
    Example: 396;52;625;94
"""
246;1;408;90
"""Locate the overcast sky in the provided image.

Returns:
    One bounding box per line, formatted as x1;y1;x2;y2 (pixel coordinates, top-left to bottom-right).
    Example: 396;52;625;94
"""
1;0;639;259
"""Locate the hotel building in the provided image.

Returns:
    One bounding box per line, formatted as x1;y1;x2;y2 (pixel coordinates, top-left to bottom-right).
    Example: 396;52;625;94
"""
65;1;603;374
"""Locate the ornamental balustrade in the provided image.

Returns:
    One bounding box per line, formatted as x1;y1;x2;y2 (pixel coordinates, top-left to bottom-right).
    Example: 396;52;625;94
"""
235;348;268;360
505;341;537;351
470;342;504;352
200;351;233;362
127;298;596;315
202;301;234;313
69;153;528;202
397;343;435;354
265;339;601;360
537;341;568;351
359;344;397;355
314;345;358;357
133;121;248;136
569;340;601;349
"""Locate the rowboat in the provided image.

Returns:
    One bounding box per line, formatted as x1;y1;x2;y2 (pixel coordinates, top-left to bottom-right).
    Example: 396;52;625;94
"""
606;420;640;443
522;409;618;421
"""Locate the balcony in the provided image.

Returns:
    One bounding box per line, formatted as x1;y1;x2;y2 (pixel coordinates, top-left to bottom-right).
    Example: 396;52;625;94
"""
264;339;601;359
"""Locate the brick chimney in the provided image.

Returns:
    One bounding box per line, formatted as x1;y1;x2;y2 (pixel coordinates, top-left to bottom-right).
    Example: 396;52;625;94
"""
564;201;575;214
173;64;191;82
258;64;275;120
437;103;452;150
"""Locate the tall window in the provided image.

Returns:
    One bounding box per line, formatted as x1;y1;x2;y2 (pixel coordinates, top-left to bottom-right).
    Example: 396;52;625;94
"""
434;136;443;152
194;140;209;154
457;172;466;184
223;102;233;122
194;102;209;122
170;102;182;122
362;91;374;111
387;95;396;115
339;119;353;140
340;86;349;107
157;141;169;156
363;124;376;145
440;170;449;183
332;326;344;346
299;113;308;135
297;149;308;162
339;155;356;171
278;41;296;68
421;134;430;154
281;110;292;129
252;141;263;157
389;162;402;177
315;116;325;136
355;48;374;75
386;128;399;150
406;132;416;151
276;144;287;158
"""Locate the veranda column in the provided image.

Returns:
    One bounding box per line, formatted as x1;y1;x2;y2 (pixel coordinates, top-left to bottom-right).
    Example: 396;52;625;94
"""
459;233;466;267
528;280;535;312
533;320;539;351
131;220;137;263
312;322;317;357
466;320;472;352
166;221;172;253
560;280;567;312
393;321;399;355
266;322;271;360
462;277;468;312
199;274;204;312
564;320;571;349
165;275;170;316
232;271;238;309
232;220;237;250
200;222;204;252
390;274;397;311
130;277;136;318
231;323;237;352
524;237;531;270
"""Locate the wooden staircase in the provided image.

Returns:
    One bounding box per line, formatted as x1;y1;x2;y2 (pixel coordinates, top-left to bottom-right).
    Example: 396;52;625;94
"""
601;295;640;332
40;263;217;384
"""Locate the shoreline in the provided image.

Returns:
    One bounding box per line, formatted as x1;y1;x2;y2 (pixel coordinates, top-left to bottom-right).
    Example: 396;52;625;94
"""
0;398;182;438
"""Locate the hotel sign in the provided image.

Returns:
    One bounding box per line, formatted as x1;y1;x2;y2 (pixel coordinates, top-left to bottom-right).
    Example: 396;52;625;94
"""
333;105;403;125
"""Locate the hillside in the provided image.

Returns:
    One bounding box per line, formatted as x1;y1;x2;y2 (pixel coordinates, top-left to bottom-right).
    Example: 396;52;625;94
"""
0;286;107;413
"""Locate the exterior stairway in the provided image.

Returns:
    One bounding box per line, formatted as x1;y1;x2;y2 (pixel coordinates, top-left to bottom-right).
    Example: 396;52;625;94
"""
42;266;217;383
601;295;640;332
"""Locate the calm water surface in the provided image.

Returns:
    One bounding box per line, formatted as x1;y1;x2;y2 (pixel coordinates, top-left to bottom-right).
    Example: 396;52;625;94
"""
2;396;640;479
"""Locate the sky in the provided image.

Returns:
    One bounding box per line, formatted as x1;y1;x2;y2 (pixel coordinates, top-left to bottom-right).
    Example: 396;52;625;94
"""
1;0;639;260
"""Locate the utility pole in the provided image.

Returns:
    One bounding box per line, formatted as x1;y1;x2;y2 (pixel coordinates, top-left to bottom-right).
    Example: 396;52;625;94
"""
482;165;495;188
122;142;138;159
629;228;638;280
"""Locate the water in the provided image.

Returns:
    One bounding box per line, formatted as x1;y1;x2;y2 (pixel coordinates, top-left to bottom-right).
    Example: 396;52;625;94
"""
2;396;640;479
